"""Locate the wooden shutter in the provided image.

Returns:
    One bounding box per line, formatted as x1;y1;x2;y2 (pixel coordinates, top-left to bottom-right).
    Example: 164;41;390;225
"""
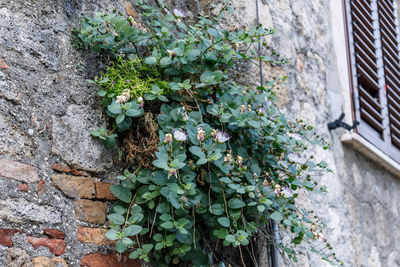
378;0;400;150
345;0;400;162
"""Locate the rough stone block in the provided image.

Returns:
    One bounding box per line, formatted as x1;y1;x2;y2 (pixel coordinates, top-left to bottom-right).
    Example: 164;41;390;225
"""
51;105;113;172
74;199;106;224
94;182;117;200
27;236;66;256
32;256;68;267
6;248;32;267
0;159;38;183
81;252;141;267
77;227;115;246
0;197;61;224
51;174;95;199
0;228;23;247
44;228;65;240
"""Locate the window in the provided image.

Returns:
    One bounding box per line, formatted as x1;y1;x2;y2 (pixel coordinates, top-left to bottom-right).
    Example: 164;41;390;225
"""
344;0;400;163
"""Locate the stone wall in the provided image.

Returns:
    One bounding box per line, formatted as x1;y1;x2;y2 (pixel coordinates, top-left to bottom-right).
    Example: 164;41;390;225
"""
1;0;399;267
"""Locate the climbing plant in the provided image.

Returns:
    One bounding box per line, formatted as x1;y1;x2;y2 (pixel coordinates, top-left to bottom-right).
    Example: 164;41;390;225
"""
73;0;342;266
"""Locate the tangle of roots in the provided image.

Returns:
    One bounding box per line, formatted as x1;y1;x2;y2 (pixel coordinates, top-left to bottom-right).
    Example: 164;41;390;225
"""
124;112;159;168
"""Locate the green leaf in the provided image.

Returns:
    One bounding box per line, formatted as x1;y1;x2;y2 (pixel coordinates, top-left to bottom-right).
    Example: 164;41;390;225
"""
270;211;283;222
189;146;205;158
104;135;116;149
144;56;157;65
200;71;215;84
129;250;139;259
196;158;208;165
217;217;230;227
225;234;235;243
153;159;169;170
108;103;121;114
105;230;120;241
115;240;128;253
142;244;154;253
97;90;106;96
107;213;125;225
257;204;265;212
126;109;142;117
121;237;135;246
160;57;172;66
228;199;245;209
160;221;174;229
110;185;132;203
153;233;163;242
159;213;172;221
124;225;143;236
211;204;224;215
116;113;125;124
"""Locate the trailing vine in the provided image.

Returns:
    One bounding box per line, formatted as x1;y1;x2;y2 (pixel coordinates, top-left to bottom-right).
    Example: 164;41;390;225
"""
73;0;342;266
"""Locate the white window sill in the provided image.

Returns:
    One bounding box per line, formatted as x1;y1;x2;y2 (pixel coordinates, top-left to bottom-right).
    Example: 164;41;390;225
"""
341;133;400;178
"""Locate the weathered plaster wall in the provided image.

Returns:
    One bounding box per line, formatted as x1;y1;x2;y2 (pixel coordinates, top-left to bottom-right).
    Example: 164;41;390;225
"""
0;0;399;266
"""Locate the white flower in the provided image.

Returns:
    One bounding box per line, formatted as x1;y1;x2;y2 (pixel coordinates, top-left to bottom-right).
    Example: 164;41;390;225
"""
173;8;185;17
215;130;230;143
116;89;130;104
173;129;187;142
167;49;176;57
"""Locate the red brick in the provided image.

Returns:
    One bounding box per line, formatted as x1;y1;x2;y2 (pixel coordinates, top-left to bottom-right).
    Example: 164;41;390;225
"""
81;252;141;267
44;229;65;240
77;227;115;246
0;159;39;183
37;180;45;195
51;174;95;199
27;236;66;256
0;229;23;247
94;182;117;200
18;183;29;192
51;163;71;173
74;200;106;224
71;169;89;177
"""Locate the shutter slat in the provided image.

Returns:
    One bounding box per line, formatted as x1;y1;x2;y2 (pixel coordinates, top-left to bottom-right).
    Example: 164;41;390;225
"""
384;66;400;88
356;53;379;81
352;0;374;20
379;12;397;34
390;113;400;132
359;85;382;111
354;34;378;60
357;64;380;90
355;42;378;69
378;1;396;21
390;123;400;139
388;94;400;115
379;0;396;20
389;103;400;122
352;9;374;33
360;96;383;121
391;132;400;148
387;84;400;104
380;26;399;53
360;107;384;132
381;45;400;70
352;15;376;41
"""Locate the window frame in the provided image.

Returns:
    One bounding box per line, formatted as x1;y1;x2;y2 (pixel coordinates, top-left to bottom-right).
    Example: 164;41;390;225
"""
343;0;400;164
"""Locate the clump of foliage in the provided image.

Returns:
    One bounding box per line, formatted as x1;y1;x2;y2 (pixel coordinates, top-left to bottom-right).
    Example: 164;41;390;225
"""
74;0;342;266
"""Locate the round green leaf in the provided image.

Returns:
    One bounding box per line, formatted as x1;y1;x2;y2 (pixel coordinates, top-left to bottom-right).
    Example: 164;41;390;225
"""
124;225;143;236
217;217;230;227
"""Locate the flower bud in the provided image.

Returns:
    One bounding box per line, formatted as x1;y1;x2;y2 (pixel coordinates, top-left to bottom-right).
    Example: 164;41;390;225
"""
164;133;173;144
